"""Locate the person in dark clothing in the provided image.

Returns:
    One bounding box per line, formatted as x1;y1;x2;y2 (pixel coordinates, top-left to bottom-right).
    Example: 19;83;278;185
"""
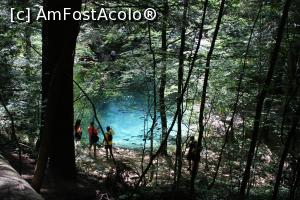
88;122;99;155
74;119;82;144
187;136;197;171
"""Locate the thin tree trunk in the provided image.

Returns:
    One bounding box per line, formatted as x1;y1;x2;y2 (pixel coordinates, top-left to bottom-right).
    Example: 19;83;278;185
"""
238;114;246;188
246;143;260;197
147;24;157;159
0;93;22;174
174;0;189;188
135;0;209;187
147;24;158;182
239;0;292;198
159;0;169;156
208;3;262;189
141;110;148;174
289;157;300;200
23;0;37;145
191;0;226;193
141;64;151;185
272;105;300;200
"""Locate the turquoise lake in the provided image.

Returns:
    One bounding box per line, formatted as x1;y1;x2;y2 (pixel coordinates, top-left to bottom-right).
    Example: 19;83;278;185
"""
77;92;185;149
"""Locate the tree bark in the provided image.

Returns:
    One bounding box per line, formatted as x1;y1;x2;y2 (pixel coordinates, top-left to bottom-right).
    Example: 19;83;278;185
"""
32;0;82;191
147;24;157;159
208;3;262;189
239;0;292;198
289;157;300;200
272;105;300;199
147;24;158;182
174;0;189;188
135;0;209;187
0;93;22;174
159;0;169;156
191;0;226;193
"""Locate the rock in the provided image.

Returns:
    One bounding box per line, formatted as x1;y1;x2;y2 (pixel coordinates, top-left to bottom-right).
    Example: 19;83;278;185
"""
0;155;43;200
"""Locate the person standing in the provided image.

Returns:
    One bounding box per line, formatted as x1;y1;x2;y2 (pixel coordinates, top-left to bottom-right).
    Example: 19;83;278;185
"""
74;119;82;145
88;122;98;155
103;126;113;159
187;136;197;171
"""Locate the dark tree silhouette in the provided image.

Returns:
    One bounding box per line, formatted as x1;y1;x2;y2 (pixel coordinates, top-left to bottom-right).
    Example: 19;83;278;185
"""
32;0;82;191
174;0;189;188
159;0;169;156
272;104;300;200
191;0;226;193
239;0;292;198
208;2;263;189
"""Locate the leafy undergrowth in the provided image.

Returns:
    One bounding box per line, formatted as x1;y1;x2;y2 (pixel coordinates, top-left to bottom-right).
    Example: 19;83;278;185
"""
0;134;290;200
73;143;286;200
74;144;200;199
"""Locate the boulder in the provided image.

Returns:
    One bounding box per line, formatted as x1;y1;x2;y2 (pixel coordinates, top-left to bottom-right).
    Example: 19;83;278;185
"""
0;155;43;200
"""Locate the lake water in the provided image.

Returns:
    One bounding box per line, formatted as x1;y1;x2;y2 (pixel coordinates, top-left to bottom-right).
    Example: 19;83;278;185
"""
77;92;185;149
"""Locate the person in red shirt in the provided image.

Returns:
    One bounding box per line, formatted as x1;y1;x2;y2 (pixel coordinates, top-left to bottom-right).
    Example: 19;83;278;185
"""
88;122;98;155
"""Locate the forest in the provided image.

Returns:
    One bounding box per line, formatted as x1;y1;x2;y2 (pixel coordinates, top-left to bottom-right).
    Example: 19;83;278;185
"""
0;0;299;200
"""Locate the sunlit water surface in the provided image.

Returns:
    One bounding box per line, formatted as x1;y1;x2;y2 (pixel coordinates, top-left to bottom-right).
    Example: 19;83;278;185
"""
77;92;186;149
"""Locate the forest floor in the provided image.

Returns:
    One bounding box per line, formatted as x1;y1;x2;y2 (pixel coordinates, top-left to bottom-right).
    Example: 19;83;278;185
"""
1;137;196;200
0;133;285;200
74;144;196;199
75;144;192;186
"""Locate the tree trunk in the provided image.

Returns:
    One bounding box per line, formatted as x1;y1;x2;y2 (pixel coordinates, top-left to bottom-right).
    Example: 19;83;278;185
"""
272;105;300;200
147;24;158;182
174;0;189;188
208;3;262;189
191;0;226;193
289;157;300;200
239;0;292;198
0;93;22;174
32;0;82;191
159;0;169;156
135;0;208;187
